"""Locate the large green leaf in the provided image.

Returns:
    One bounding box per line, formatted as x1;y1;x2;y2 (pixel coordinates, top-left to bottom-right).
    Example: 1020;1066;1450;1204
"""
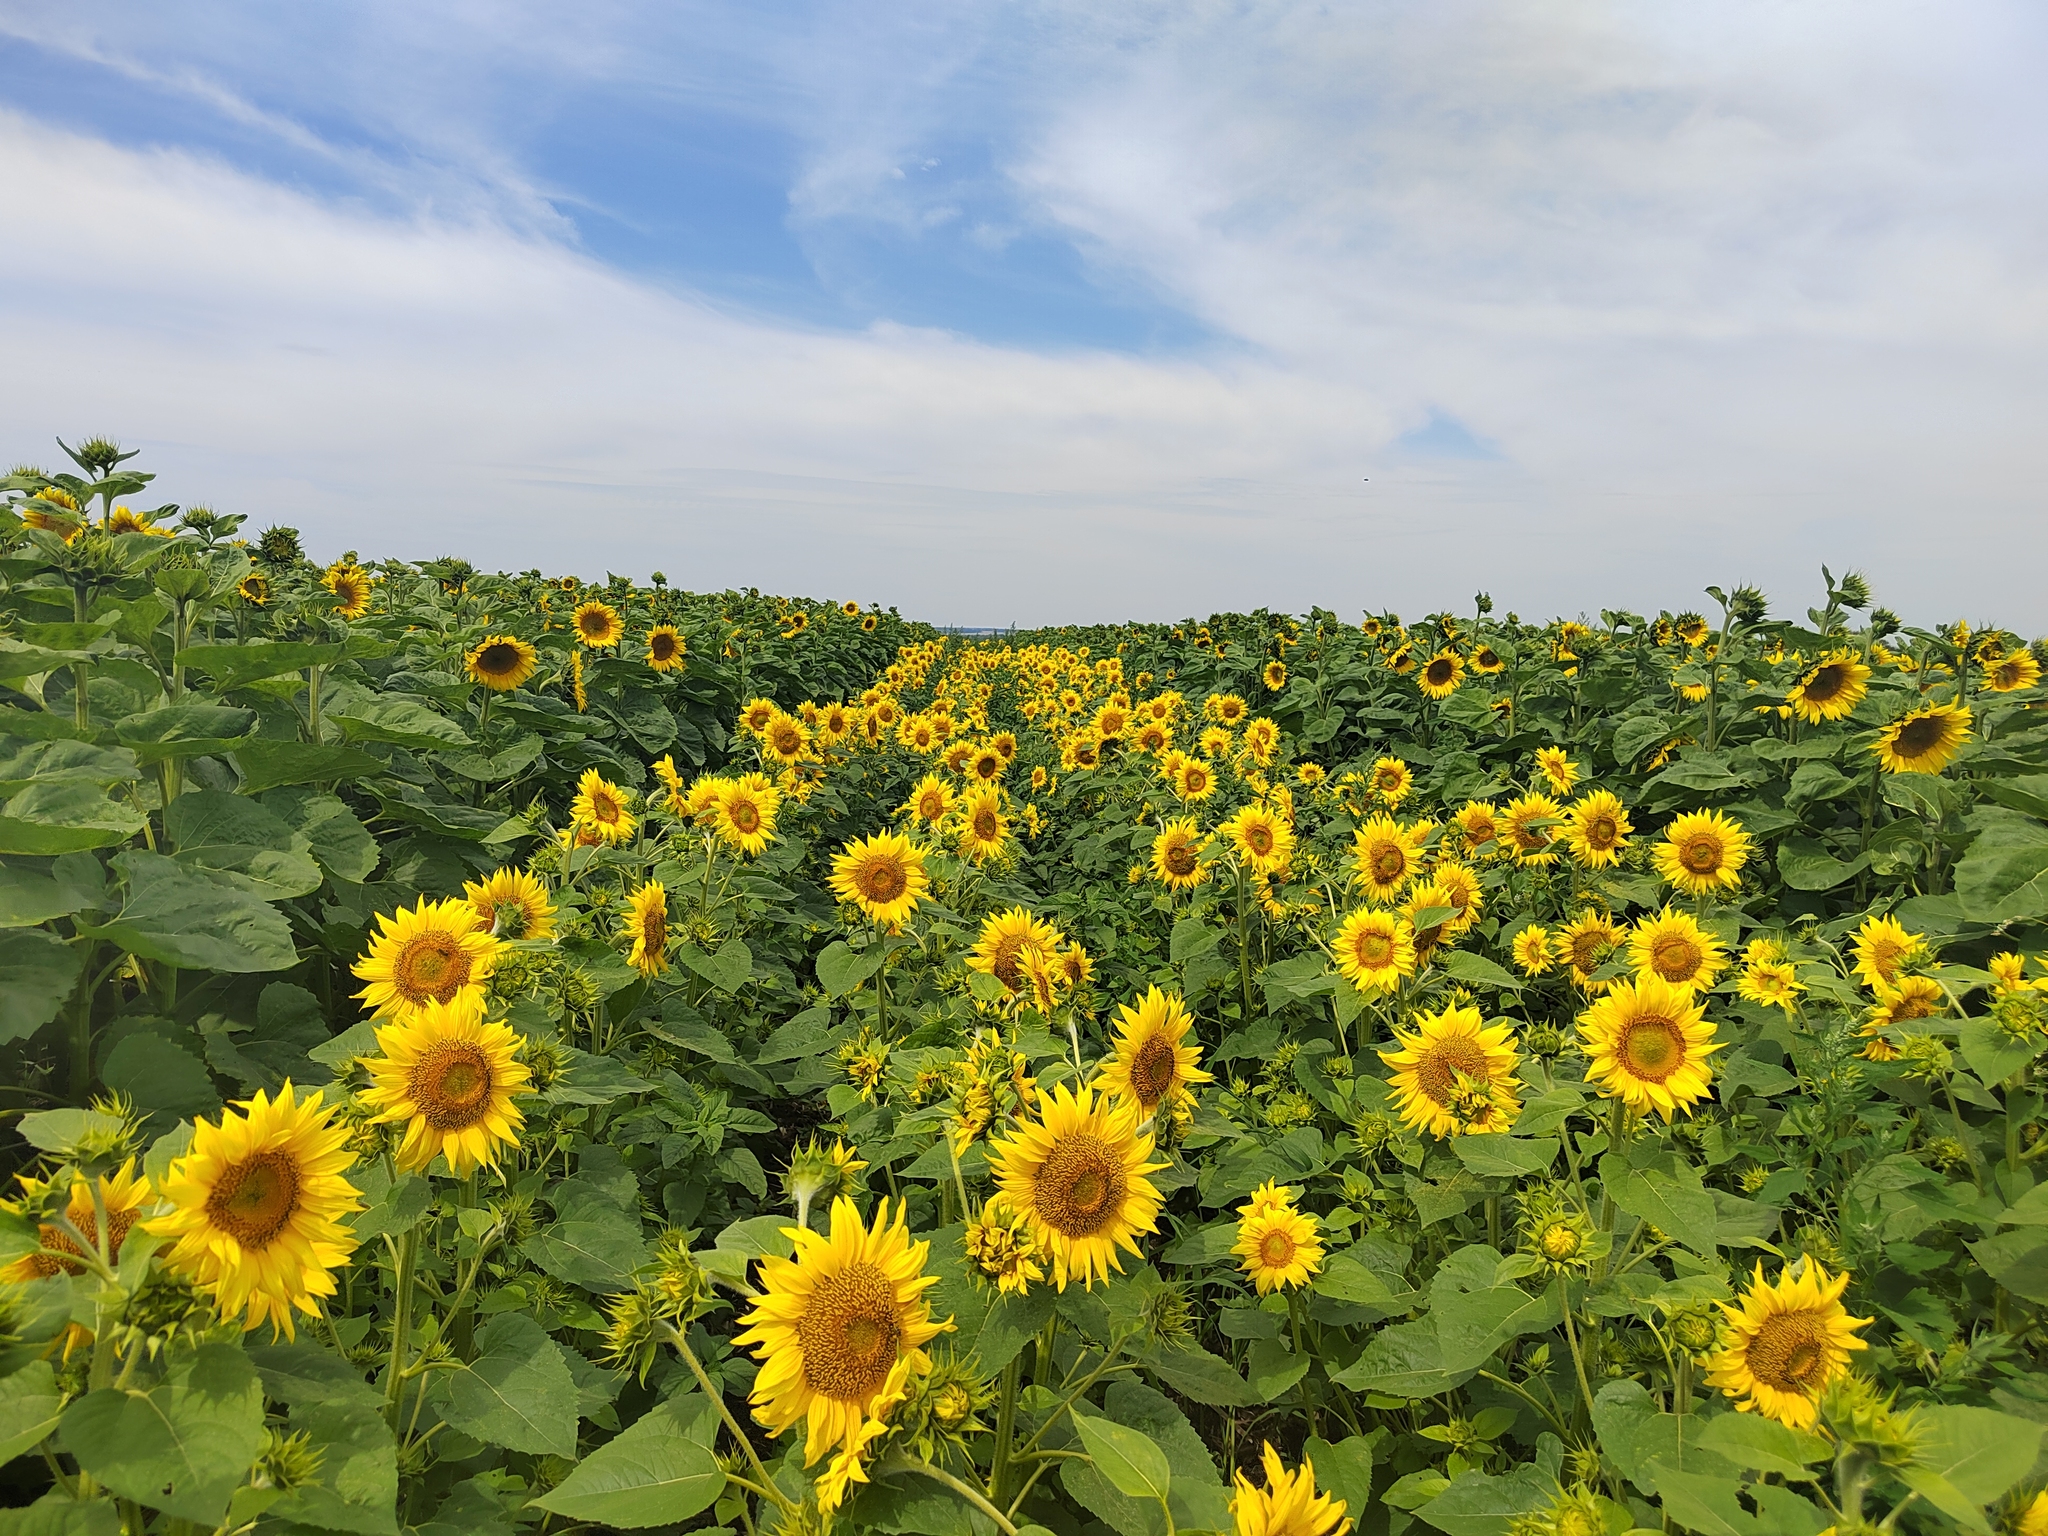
0;780;146;855
530;1394;722;1528
1070;1410;1172;1502
164;789;322;899
329;692;472;750
520;1197;648;1292
1610;1156;1720;1256
0;855;105;927
1955;808;2048;921
0;738;139;794
245;1341;398;1536
0;927;76;1044
174;640;353;689
434;1314;578;1458
0;1361;64;1464
78;851;298;972
1911;1405;2044;1504
99;1032;220;1126
57;1342;265;1524
114;703;258;764
0;1498;121;1535
262;788;381;882
233;739;385;794
1414;1465;1553;1536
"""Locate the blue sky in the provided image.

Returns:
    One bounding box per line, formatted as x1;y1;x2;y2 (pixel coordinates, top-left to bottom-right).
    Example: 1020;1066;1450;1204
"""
1;2;2044;625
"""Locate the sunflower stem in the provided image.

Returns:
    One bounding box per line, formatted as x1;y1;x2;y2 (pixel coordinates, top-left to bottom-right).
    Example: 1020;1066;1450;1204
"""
945;1129;972;1224
658;1322;797;1515
989;1353;1023;1506
891;1456;1020;1536
1556;1273;1597;1431
1235;863;1255;1024
383;1228;419;1432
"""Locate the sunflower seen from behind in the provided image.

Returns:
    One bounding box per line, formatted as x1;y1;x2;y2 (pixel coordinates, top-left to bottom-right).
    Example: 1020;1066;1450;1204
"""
465;634;538;692
1703;1261;1870;1429
830;831;929;931
1380;1004;1521;1138
1653;809;1751;896
988;1082;1164;1290
734;1196;949;1466
1096;986;1212;1119
1578;975;1719;1120
361;994;533;1176
146;1082;362;1339
353;896;501;1024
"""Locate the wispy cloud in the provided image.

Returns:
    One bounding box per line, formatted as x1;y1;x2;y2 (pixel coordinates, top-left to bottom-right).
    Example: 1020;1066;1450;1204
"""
0;2;2042;625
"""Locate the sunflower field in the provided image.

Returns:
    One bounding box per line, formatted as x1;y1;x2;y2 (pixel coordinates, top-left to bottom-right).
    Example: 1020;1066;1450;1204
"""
6;444;2048;1536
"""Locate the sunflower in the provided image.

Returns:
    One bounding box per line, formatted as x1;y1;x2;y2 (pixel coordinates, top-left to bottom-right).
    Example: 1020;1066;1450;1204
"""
1242;717;1280;766
1874;702;1971;774
569;768;638;846
957;787;1011;864
1235;1203;1325;1297
644;624;687;672
1533;747;1579;794
1199;725;1234;758
353;897;502;1023
1848;914;1920;991
361;995;533;1175
1653;809;1751;895
1859;975;1945;1060
1578;975;1720;1120
1263;659;1288;690
1512;925;1556;976
968;907;1063;998
1210;694;1249;726
1;1160;154;1282
1986;653;2042;693
463;867;556;941
714;773;781;857
988;1083;1164;1290
1563;790;1632;868
146;1083;362;1339
830;832;929;930
862;614;878;632
1096;987;1213;1116
1472;646;1505;675
1418;651;1464;700
902;774;957;828
1703;1261;1870;1429
1628;907;1729;993
1502;793;1562;866
572;600;623;648
237;572;270;606
734;1196;949;1466
1175;756;1218;802
1429;861;1483;934
1222;802;1294;876
1369;757;1413;807
741;697;779;736
1094;701;1130;739
1786;651;1870;723
625;880;670;977
1380;1004;1521;1138
322;563;374;619
1151;817;1210;892
1331;909;1416;994
990;730;1020;761
1386;643;1417;675
1133;720;1173;756
464;634;538;692
966;745;1006;783
1738;960;1802;1014
1455;801;1502;856
569;648;587;710
764;711;812;767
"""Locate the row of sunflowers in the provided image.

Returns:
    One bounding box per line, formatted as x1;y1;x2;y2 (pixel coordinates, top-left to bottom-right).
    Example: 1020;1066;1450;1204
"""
5;443;2048;1536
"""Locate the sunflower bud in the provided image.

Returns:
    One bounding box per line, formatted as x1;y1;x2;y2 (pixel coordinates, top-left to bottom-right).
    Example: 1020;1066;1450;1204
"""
1835;571;1872;610
253;1428;325;1493
1668;1306;1720;1356
1729;585;1769;625
601;1286;664;1384
1818;1373;1923;1466
257;525;304;565
1895;1035;1954;1082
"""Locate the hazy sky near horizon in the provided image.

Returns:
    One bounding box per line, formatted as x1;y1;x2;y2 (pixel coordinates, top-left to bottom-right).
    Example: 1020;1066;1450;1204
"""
1;3;2044;627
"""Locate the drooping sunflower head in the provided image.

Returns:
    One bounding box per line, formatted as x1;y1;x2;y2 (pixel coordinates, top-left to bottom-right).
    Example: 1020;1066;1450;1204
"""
1874;702;1971;775
734;1196;950;1466
1379;1004;1522;1138
829;831;929;931
967;907;1062;998
1097;987;1212;1115
572;600;624;648
465;634;538;692
1151;817;1209;891
1231;1442;1353;1536
1564;789;1632;868
1628;907;1729;993
1653;809;1751;895
1534;746;1579;794
625;880;670;977
1786;650;1871;722
644;624;687;672
988;1083;1164;1290
463;866;556;941
361;994;534;1176
144;1083;363;1339
1986;653;2043;693
1578;975;1721;1120
353;897;502;1023
571;768;639;846
1332;908;1417;995
1703;1260;1870;1429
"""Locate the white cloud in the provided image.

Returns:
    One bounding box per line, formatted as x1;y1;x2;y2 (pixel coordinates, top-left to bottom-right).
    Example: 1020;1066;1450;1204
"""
0;0;2044;627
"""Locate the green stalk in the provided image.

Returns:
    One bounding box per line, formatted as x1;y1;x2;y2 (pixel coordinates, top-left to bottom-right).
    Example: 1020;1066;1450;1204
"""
71;581;92;732
988;1353;1023;1505
384;1229;418;1430
660;1323;798;1516
1557;1274;1598;1429
1235;862;1254;1022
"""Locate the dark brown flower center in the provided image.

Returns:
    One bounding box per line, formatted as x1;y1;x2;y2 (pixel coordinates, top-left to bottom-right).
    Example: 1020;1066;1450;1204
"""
1036;1134;1127;1236
412;1041;494;1129
1745;1311;1832;1392
797;1262;902;1401
1128;1035;1178;1105
205;1152;302;1248
394;932;473;1004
